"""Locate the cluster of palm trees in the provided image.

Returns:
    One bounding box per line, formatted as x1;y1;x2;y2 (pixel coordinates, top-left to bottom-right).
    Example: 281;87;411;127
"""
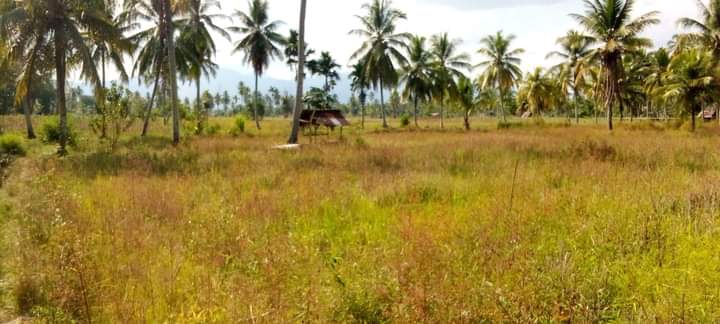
2;0;720;155
349;0;720;132
0;0;289;153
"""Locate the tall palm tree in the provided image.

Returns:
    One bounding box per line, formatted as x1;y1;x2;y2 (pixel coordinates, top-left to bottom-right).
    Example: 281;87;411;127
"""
288;0;306;144
2;0;109;154
547;30;594;123
657;48;716;131
571;0;659;130
400;35;432;128
430;33;471;128
230;0;285;130
176;0;229;133
350;61;371;129
307;51;341;91
678;0;720;63
128;0;189;139
350;0;410;129
284;29;314;72
476;31;524;122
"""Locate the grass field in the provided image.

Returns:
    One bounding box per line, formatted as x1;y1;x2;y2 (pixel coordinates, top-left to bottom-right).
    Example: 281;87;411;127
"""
1;115;720;323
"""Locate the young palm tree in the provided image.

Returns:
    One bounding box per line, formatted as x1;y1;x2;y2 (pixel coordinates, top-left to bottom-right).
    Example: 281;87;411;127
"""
455;75;476;130
571;0;659;130
2;0;109;154
307;51;341;91
350;0;410;129
288;0;306;144
517;67;557;117
678;0;720;62
645;48;672;119
400;35;432;128
230;0;285;130
476;31;524;122
657;48;716;132
430;33;471;129
547;30;594;123
350;61;371;129
176;0;230;132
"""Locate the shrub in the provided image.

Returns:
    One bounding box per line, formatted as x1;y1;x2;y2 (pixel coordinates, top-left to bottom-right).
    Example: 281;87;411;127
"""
205;123;222;136
40;117;76;146
0;134;27;156
400;114;411;127
229;116;246;136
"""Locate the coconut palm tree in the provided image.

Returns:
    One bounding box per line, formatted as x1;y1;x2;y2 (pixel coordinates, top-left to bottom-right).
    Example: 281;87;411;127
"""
1;0;110;154
645;48;672;119
176;0;230;133
430;33;471;128
284;29;314;72
400;35;432;128
350;0;411;129
128;0;189;138
517;67;557;117
657;48;716;131
307;51;341;91
571;0;659;130
350;61;371;129
288;0;306;144
455;75;476;130
230;0;285;130
547;30;594;123
476;31;524;122
678;0;720;63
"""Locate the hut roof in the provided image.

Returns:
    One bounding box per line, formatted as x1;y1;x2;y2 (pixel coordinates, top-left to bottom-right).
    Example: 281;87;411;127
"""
299;110;350;128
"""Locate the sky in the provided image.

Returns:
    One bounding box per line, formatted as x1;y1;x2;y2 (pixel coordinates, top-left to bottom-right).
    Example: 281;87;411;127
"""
213;0;696;79
87;0;700;100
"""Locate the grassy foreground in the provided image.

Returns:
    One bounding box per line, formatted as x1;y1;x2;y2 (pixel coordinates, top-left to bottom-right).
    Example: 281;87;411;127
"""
2;116;720;322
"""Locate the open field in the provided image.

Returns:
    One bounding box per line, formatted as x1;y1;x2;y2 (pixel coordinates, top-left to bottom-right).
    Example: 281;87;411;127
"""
2;116;720;322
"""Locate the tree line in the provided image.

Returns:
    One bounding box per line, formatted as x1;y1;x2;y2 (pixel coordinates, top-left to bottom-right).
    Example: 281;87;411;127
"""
1;0;719;154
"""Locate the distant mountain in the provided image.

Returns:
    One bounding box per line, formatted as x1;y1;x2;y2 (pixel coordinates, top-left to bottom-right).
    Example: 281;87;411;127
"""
116;67;355;102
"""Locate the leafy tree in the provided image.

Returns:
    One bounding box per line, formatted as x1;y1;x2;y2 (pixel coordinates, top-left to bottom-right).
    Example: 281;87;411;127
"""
284;29;314;72
645;48;672;119
430;33;471;128
230;0;285;130
571;0;659;130
476;31;524;122
517;67;558;117
350;0;410;128
678;0;720;62
400;35;433;127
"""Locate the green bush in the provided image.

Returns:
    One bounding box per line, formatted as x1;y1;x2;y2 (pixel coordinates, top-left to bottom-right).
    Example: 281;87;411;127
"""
40;117;76;146
0;134;27;156
400;114;411;127
205;123;222;136
229;116;246;136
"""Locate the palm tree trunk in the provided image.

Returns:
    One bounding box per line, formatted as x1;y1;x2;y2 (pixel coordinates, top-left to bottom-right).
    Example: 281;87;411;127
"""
142;70;161;137
500;89;507;122
464;109;470;130
692;105;697;132
254;72;261;130
164;0;180;145
287;0;307;144
55;28;68;155
196;77;202;133
361;101;366;129
573;85;580;125
100;53;107;139
413;95;419;128
23;92;36;139
380;80;388;128
440;95;445;129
